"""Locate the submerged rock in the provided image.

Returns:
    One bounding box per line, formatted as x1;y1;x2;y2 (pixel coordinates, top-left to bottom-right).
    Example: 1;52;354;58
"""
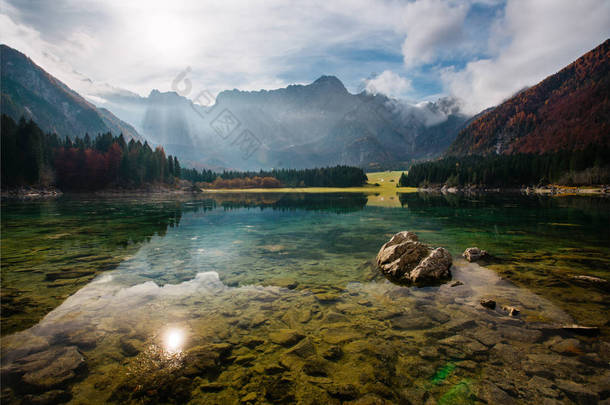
438;335;488;357
463;247;488;262
269;329;304;347
376;231;452;285
502;305;520;316
119;337;144;357
2;346;85;390
285;337;316;358
549;338;582;356
560;324;601;336
302;357;330;377
474;382;518;405
480;299;496;309
570;275;609;291
555;379;599;404
320;345;342;361
22;390;72;405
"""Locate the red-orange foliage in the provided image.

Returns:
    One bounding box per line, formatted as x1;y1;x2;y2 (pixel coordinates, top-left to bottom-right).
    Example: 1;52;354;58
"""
449;39;610;156
55;142;126;190
201;176;282;189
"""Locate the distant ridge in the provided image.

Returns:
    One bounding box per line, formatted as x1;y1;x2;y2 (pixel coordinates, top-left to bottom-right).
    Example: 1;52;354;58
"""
0;44;143;141
447;39;610;156
100;74;468;170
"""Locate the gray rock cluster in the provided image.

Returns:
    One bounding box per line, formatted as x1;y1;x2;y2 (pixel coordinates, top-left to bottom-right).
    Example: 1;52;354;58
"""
463;247;488;262
376;231;452;284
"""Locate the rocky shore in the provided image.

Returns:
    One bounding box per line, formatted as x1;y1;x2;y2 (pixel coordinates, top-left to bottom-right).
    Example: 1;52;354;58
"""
2;181;200;199
2;262;608;405
1;186;63;199
417;184;610;196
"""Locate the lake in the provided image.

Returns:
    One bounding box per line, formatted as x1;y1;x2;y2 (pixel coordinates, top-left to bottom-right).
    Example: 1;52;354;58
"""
1;192;609;404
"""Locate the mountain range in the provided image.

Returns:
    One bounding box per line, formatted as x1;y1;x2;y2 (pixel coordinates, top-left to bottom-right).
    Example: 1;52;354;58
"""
448;39;610;156
1;45;142;142
1;43;470;171
2;39;608;172
93;76;469;170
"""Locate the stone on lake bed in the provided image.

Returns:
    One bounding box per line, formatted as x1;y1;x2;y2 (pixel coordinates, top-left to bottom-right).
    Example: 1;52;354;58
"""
234;354;256;365
285;337;316;358
549;338;583;355
527;376;560;399
418;346;439;359
502;305;520;316
184;343;233;374
5;346;85;390
22;390;72;405
302;357;330;377
321;327;360;345
560;324;600;336
500;326;542;343
474;381;518;405
324;311;349;323
1;332;50;362
314;292;341;302
198;381;226;392
376;231;452;285
241;392;257;403
391;315;437;330
269;329;305;347
242;337;265;349
326;383;359;400
320;345;342;361
463;247;488;262
555;379;599;404
438;335;488;357
480;299;496;309
250;314;268;327
570;274;608;283
270;278;298;289
119;337;144;357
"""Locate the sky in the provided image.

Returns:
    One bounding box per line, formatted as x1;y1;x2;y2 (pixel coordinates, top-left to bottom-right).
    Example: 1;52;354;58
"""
1;0;609;114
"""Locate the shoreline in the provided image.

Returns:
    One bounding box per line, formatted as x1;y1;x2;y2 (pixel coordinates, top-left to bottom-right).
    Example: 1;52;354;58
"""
417;184;610;196
5;179;608;200
198;186;418;194
0;185;198;199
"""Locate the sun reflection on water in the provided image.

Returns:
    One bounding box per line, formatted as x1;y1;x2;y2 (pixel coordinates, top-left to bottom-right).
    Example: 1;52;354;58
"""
164;328;185;353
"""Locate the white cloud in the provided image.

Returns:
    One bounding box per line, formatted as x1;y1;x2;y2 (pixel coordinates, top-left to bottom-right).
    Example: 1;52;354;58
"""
364;70;412;97
399;0;469;67
1;0;608;117
0;0;408;97
442;0;610;114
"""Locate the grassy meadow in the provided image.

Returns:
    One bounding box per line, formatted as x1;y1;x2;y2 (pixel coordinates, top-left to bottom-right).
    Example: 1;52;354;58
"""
200;170;416;207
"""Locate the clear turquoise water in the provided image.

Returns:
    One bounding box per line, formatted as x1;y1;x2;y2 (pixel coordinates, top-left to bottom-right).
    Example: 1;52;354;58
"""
1;193;609;404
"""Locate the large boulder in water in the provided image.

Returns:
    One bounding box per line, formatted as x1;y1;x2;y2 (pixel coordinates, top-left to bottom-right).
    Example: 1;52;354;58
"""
376;231;452;285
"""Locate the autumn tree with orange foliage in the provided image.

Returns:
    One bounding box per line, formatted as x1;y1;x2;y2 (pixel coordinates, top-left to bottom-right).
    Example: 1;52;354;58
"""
448;39;610;156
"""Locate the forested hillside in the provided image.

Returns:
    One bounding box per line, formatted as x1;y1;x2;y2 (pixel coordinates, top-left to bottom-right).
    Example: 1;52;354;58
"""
400;145;610;187
1;115;180;191
1;45;142;142
447;39;609;156
181;166;368;188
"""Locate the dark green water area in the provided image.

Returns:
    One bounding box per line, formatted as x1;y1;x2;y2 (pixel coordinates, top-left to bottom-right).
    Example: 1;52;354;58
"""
1;193;609;404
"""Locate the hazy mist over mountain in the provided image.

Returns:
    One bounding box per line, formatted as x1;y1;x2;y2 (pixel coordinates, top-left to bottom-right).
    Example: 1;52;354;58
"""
92;75;468;170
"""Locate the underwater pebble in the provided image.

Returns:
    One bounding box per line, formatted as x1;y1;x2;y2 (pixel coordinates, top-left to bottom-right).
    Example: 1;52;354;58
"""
480;299;496;309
